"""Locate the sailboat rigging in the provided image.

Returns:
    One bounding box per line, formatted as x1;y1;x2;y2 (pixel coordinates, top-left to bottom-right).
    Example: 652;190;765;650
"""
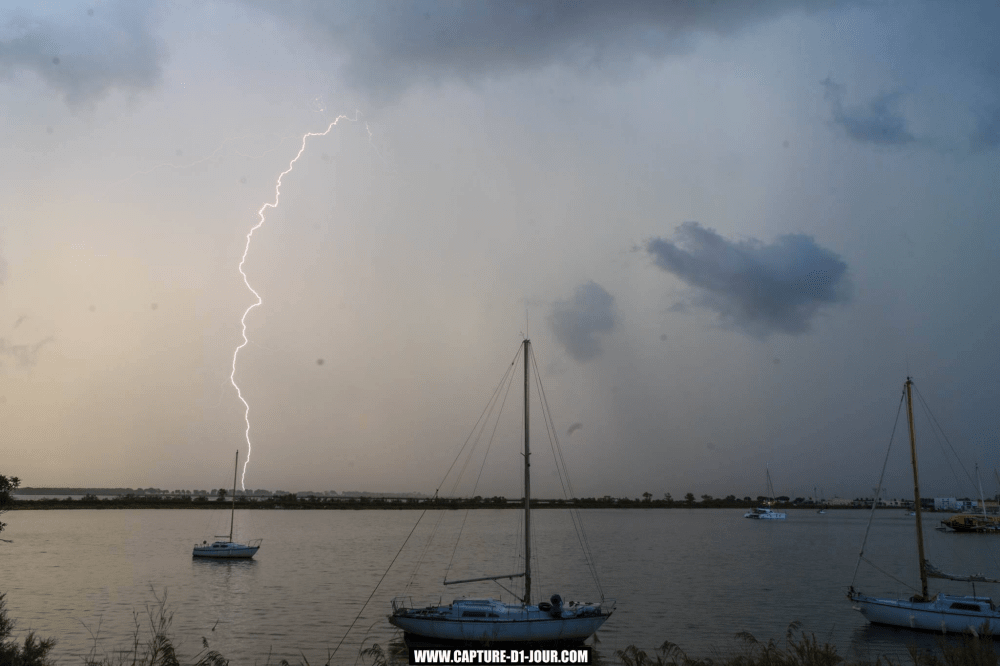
388;339;614;643
193;450;262;559
848;377;1000;633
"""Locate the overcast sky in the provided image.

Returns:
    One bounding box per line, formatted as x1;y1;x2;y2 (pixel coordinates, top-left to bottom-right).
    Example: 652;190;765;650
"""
2;0;998;501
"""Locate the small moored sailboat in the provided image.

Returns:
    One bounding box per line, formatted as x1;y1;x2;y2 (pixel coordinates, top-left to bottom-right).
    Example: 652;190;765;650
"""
743;466;787;520
388;339;614;643
848;378;1000;633
193;450;262;559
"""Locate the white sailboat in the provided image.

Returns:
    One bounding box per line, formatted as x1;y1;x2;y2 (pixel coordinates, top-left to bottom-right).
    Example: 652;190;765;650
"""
848;378;1000;633
388;339;614;643
743;466;787;519
193;450;262;559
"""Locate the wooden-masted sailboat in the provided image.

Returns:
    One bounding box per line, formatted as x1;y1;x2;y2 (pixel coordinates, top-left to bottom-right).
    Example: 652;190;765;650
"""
939;465;1000;533
388;339;614;643
848;378;1000;633
193;450;262;559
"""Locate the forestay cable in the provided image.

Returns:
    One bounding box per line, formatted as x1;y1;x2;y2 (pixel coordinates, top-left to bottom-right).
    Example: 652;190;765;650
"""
851;387;905;589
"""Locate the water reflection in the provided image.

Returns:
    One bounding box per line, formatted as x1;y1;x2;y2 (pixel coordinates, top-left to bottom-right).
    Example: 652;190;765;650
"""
190;558;259;655
845;623;983;663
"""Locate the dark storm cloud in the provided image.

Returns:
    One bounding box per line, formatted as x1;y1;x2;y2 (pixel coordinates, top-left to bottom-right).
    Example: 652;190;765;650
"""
647;222;849;337
0;2;165;106
250;0;855;102
822;77;915;146
549;281;616;362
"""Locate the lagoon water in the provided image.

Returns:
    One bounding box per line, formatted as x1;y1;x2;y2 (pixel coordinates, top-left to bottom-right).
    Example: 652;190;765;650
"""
3;508;999;664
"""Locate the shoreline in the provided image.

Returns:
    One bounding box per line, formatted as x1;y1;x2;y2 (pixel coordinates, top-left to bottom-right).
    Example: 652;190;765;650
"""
10;497;903;511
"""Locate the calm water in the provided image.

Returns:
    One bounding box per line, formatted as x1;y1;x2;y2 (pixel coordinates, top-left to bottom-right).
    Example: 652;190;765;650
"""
3;508;999;664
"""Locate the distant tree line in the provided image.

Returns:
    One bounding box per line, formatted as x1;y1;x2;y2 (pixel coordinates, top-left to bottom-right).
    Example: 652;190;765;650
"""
6;492;876;511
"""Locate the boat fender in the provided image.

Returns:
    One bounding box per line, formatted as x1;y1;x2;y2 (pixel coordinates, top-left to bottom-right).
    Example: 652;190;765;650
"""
538;602;552;612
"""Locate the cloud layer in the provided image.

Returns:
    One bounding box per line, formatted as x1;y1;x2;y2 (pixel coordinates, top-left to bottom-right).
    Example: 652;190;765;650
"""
0;2;164;106
0;337;52;369
549;281;616;362
250;0;853;103
822;77;915;146
647;222;849;337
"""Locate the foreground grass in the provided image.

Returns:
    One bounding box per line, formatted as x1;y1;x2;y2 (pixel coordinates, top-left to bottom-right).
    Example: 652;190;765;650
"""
612;622;999;666
1;592;56;666
3;593;999;666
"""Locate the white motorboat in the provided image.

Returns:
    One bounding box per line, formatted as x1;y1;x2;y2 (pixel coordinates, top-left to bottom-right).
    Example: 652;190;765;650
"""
193;450;262;559
849;377;1000;633
389;339;614;643
744;507;787;519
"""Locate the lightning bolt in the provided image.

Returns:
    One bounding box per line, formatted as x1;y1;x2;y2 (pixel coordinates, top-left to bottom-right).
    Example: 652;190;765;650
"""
233;113;358;490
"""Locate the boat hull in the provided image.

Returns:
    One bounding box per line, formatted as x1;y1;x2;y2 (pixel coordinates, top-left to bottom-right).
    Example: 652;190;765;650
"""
192;540;261;559
390;598;612;643
744;508;786;519
940;515;1000;533
850;592;1000;634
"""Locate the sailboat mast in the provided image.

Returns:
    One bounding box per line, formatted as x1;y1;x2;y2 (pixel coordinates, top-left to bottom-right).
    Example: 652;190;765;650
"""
976;464;987;519
230;450;238;543
765;464;775;505
905;378;929;600
523;339;532;606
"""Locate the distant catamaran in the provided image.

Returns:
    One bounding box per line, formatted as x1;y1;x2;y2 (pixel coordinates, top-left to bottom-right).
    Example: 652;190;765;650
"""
193;450;262;559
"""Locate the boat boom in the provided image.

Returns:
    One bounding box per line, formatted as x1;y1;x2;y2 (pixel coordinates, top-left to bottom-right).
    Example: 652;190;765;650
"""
444;573;526;585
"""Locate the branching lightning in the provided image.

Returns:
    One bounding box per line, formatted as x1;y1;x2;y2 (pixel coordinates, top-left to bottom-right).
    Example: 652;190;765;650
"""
232;113;358;490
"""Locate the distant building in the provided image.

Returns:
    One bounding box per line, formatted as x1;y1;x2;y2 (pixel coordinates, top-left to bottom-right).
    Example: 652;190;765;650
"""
934;497;958;511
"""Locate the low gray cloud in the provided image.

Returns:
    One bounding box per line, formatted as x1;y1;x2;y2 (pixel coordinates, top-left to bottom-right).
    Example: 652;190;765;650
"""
0;336;53;369
822;77;915;146
567;423;582;436
0;2;165;106
970;106;1000;152
549;281;616;362
647;222;849;337
248;0;855;103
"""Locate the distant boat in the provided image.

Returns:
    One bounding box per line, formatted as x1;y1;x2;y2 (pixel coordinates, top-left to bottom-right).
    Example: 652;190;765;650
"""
389;339;614;643
744;466;787;520
848;378;1000;633
193;450;262;559
745;507;787;519
939;514;1000;532
816;509;827;515
939;466;1000;533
